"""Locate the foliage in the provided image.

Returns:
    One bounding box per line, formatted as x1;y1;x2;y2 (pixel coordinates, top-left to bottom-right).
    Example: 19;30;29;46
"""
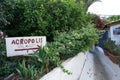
0;23;98;78
0;38;17;77
0;61;17;77
83;0;101;11
0;38;37;78
76;0;101;11
3;0;26;36
23;23;99;75
102;15;120;24
33;46;72;74
16;60;39;80
0;38;5;53
93;15;105;28
51;24;98;60
106;15;120;22
3;0;94;41
31;23;98;75
102;39;120;56
0;0;15;31
0;0;99;79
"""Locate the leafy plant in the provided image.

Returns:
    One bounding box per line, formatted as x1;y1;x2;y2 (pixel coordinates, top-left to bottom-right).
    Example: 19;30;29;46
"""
102;39;120;56
16;60;38;80
0;0;99;79
0;61;17;77
30;23;98;75
32;45;72;75
0;0;15;30
53;24;98;60
116;58;120;63
3;0;94;42
0;38;15;77
105;15;120;22
33;46;61;73
0;38;6;53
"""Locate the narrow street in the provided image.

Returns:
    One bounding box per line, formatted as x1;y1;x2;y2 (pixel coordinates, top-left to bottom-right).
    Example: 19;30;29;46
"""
79;46;120;80
79;49;111;80
93;52;110;80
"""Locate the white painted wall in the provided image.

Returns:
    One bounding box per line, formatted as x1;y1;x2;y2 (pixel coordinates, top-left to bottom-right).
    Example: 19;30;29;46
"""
40;52;87;80
108;24;120;45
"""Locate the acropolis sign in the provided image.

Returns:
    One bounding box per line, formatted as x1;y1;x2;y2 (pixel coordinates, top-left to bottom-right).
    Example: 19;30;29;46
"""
5;36;46;57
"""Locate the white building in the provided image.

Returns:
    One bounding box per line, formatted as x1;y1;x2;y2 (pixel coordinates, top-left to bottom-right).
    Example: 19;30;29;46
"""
104;20;120;45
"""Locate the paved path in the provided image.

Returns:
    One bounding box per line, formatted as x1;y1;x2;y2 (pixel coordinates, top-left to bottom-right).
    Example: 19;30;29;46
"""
80;47;120;80
92;46;120;80
93;52;110;80
79;51;110;80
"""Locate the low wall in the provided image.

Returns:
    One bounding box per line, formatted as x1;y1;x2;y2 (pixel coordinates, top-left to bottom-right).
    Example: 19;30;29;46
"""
40;52;87;80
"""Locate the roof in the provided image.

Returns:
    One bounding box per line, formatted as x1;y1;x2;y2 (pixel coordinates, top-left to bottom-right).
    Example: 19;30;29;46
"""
104;20;120;29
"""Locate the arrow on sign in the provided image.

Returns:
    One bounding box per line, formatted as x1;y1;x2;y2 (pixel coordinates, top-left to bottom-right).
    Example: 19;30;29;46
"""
14;45;40;51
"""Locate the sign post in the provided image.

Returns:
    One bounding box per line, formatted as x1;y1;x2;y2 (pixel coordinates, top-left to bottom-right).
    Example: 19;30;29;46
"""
5;36;46;57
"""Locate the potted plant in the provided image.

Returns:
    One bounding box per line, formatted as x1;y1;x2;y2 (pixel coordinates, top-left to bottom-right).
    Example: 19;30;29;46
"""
102;39;120;65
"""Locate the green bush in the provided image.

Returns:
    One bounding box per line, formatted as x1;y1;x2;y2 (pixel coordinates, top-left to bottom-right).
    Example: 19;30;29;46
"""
31;24;98;75
3;0;94;41
0;38;5;53
0;0;15;30
0;0;99;79
0;40;17;77
50;24;98;59
105;15;120;22
102;39;120;56
16;60;39;80
32;44;72;75
0;61;17;77
3;0;25;36
33;46;61;73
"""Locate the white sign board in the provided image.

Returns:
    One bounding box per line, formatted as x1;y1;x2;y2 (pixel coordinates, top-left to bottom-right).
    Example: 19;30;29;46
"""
5;36;46;57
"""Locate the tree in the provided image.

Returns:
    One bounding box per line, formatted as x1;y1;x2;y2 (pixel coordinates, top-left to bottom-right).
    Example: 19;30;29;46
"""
0;0;15;32
76;0;101;11
83;0;101;11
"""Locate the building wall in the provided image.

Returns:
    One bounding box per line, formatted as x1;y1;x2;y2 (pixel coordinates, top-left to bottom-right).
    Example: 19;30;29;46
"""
109;24;120;45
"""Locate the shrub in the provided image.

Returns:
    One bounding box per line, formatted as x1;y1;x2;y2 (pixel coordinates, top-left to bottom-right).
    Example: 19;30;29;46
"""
0;61;17;77
0;38;17;77
0;0;15;30
4;0;94;41
33;46;61;73
32;44;72;75
16;60;39;80
51;24;98;59
28;23;98;66
3;0;25;36
31;24;98;75
102;39;120;56
0;38;5;53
